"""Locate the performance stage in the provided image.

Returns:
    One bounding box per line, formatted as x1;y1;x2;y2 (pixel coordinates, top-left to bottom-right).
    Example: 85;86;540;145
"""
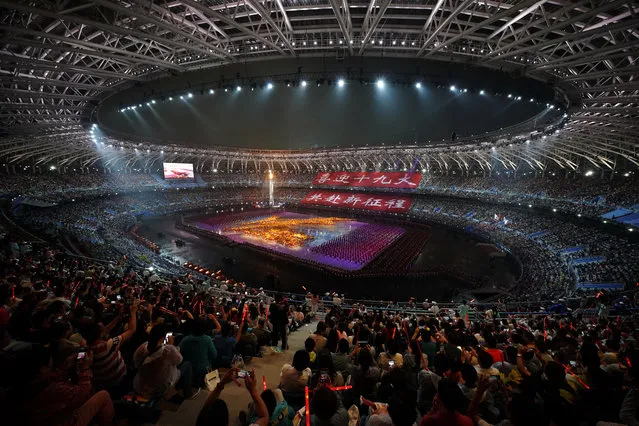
194;210;405;270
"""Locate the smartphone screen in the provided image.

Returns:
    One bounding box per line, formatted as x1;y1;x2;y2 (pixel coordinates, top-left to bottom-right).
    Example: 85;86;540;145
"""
237;370;248;378
77;352;86;360
569;361;577;367
164;332;172;345
388;360;395;366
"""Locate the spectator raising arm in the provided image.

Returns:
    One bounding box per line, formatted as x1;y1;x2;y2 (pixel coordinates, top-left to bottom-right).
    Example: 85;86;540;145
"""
244;369;269;426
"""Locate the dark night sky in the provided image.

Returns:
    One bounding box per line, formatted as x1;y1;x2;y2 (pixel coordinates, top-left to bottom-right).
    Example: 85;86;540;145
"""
101;84;543;149
98;57;552;150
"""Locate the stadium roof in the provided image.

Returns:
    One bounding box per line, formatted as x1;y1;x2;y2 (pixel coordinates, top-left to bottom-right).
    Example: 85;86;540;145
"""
0;0;637;171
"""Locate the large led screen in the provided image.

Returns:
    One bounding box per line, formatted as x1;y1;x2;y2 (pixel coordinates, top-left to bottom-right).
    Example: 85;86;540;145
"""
163;163;194;179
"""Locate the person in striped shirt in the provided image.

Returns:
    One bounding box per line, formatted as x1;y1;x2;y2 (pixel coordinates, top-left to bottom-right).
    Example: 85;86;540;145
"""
81;300;140;394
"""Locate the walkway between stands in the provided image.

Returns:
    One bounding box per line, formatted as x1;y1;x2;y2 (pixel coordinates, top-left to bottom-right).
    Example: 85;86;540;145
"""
158;321;317;426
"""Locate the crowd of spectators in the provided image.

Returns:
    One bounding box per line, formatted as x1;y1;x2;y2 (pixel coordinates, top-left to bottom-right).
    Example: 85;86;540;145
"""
0;239;314;426
409;196;639;299
2;234;639;426
5;175;638;303
2;170;638;221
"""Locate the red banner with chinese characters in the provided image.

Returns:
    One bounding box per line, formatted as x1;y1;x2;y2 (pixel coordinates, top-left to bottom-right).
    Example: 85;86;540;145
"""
301;191;412;213
312;172;422;188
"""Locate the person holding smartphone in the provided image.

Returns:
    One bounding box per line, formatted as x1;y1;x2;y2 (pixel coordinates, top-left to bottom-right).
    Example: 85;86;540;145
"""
133;324;197;400
81;299;140;394
196;368;269;426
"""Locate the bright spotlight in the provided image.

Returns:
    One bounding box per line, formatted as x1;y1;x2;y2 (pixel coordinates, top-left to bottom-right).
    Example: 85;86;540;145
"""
376;79;385;89
168;96;173;101
50;165;56;170
449;85;456;91
301;80;307;87
479;90;485;95
267;83;273;89
236;86;241;91
507;94;512;98
585;170;594;176
337;79;345;87
151;100;156;104
187;92;193;98
415;82;422;89
552;208;557;212
209;89;214;94
180;95;184;100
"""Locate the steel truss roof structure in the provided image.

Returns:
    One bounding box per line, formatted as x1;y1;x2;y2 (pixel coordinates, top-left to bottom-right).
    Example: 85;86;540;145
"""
0;0;637;175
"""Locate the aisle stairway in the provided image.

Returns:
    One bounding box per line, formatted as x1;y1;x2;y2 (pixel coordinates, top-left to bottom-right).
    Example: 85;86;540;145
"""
158;321;317;426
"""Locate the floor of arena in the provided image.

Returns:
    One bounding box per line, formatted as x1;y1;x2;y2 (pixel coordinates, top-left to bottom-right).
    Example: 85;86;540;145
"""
137;209;519;300
194;210;404;270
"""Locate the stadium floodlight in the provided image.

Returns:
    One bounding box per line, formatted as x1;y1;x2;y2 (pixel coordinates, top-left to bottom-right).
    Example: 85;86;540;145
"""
301;80;307;87
376;79;385;89
151;100;156;104
449;85;456;91
168;97;173;101
415;82;422;89
337;79;345;87
209;89;214;94
528;204;532;208
516;96;521;100
479;90;485;95
146;102;150;106
236;86;241;91
463;88;468;93
160;150;164;154
507;94;512;98
530;98;534;102
267;83;274;90
180;95;184;99
187;93;193;98
552;208;557;212
577;214;582;217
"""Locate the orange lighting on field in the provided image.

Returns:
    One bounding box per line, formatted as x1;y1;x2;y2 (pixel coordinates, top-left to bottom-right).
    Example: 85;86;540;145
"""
225;215;349;248
268;172;273;180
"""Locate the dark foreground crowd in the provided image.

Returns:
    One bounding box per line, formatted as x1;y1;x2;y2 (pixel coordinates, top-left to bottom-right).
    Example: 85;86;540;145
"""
1;239;638;426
